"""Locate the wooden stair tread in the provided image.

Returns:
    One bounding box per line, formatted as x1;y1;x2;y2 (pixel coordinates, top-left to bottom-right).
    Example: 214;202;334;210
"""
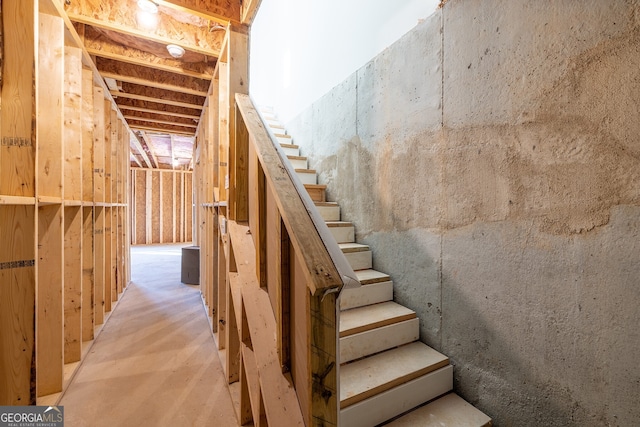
295;168;316;174
340;342;449;408
288;155;307;160
280;143;299;149
339;242;370;253
385;393;492;427
314;201;338;206
340;301;416;337
355;269;391;285
304;184;326;189
274;133;291;138
326;221;353;227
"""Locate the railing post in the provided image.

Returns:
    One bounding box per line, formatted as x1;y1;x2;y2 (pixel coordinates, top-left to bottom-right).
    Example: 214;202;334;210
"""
310;291;339;426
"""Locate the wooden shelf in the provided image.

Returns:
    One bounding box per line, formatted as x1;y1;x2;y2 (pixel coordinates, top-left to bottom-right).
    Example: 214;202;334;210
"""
0;195;37;205
37;196;64;206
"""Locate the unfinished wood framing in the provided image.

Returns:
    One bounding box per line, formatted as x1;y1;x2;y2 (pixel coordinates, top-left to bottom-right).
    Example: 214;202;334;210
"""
130;169;193;245
0;0;131;405
192;23;345;423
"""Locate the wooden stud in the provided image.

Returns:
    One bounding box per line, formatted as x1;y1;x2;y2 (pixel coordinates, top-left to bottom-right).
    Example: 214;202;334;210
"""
93;86;105;203
36;204;64;397
103;207;112;312
81;68;95;202
145;170;152;244
63;206;82;363
0;205;36;405
81;206;94;341
1;0;36;198
37;12;64;199
64;46;83;201
94;207;105;325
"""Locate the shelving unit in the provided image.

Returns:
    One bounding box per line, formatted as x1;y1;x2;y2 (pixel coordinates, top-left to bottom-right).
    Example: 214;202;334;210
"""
0;0;131;405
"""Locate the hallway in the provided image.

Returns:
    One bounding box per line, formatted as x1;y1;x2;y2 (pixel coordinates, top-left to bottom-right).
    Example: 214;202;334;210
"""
59;244;237;426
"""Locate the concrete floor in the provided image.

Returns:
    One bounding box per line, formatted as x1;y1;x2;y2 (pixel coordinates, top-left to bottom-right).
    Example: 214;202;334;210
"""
59;243;237;427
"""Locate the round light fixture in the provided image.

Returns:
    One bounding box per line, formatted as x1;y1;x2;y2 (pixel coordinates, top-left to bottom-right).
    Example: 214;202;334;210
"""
137;0;158;14
166;44;185;58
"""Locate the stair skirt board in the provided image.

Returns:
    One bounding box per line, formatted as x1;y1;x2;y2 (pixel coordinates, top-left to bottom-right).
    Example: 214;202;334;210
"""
384;393;493;427
340;318;419;363
339;280;393;310
339;365;454;427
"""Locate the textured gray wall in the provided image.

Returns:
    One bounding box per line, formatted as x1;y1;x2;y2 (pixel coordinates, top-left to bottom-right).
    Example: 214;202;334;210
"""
285;1;640;425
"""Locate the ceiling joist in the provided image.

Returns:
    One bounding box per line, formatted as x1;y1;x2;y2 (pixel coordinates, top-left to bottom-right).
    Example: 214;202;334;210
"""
100;71;208;97
124;115;198;129
118;104;201;120
86;47;213;80
130;124;196;137
111;91;203;110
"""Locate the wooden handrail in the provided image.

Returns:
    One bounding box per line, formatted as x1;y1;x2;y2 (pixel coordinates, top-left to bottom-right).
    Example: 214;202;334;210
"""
227;93;348;425
234;93;345;296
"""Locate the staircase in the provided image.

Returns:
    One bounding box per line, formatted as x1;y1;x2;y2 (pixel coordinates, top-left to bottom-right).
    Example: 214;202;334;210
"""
260;107;492;427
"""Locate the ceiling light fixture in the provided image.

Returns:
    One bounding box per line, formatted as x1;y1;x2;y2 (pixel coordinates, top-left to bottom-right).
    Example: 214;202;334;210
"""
137;0;158;14
166;44;185;58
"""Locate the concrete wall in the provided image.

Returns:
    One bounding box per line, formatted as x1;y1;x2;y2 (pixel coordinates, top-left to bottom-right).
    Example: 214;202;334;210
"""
284;1;640;425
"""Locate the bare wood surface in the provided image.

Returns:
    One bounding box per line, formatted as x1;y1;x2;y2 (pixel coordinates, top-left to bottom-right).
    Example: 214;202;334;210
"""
64;46;83;201
81;206;95;341
37;12;64;198
63;206;82;363
235;94;342;295
228;220;305;427
37;204;64;396
1;0;35;197
0;205;36;405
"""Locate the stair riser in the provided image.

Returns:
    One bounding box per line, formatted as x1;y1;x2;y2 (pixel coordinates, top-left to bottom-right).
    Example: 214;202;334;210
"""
329;225;355;243
339;280;393;310
317;205;340;221
296;171;316;185
288;158;307;169
282;146;299;156
344;250;372;271
340;318;419;363
277;136;292;145
340;365;453;427
306;187;326;202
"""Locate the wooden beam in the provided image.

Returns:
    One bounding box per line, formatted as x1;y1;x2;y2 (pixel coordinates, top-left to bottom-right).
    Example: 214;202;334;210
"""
156;0;241;26
140;131;160;169
100;71;207;97
118;105;200;120
65;11;221;57
129;132;153;168
86;48;213;80
130;151;143;168
124;115;198;129
110;91;203;110
129;124;196;137
170;134;176;170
